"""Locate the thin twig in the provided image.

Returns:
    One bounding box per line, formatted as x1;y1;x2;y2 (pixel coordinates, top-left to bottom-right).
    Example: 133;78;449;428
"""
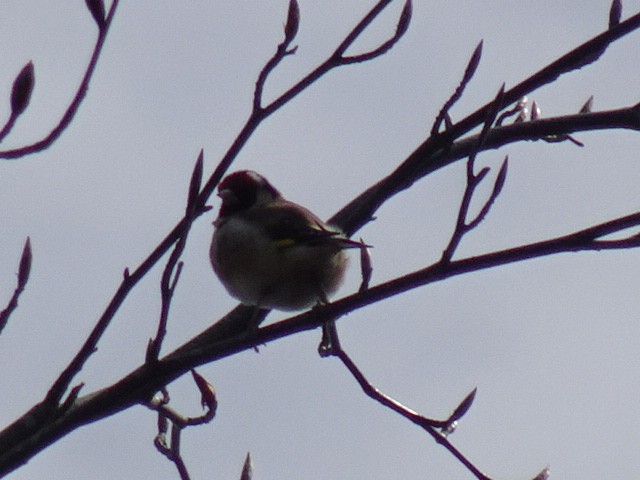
431;40;483;135
147;371;217;479
339;0;412;64
325;337;489;479
0;0;120;160
43;0;411;408
4;207;640;477
147;152;206;362
441;85;505;262
3;5;640;477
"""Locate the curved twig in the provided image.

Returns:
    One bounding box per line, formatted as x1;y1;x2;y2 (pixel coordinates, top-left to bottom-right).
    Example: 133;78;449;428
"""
43;0;412;409
0;0;120;160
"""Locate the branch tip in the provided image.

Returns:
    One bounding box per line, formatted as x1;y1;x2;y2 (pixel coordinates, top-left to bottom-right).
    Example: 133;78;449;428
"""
85;0;106;29
396;0;413;38
609;0;622;28
359;239;373;292
284;0;300;43
191;369;217;413
579;95;594;113
17;237;32;290
11;62;35;117
532;466;551;480
240;452;253;480
187;150;204;211
448;387;477;424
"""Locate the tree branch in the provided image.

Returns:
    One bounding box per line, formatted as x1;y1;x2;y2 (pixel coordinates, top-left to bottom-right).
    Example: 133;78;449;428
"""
0;0;120;160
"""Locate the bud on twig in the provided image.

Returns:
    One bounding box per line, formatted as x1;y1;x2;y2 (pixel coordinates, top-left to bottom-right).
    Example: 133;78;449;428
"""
17;237;32;290
359;240;372;292
192;369;218;414
240;452;253;480
448;387;478;424
530;100;541;120
85;0;106;29
284;0;300;43
609;0;622;28
579;95;594;113
11;62;35;117
187;150;204;212
532;466;551;480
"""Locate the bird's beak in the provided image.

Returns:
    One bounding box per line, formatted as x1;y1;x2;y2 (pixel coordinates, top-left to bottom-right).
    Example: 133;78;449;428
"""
217;188;235;203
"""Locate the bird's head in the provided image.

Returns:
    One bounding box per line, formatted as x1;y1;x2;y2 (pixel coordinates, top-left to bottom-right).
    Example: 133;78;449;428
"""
216;170;281;218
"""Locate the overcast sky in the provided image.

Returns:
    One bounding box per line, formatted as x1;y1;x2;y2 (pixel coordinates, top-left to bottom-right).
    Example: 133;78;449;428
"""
1;1;640;479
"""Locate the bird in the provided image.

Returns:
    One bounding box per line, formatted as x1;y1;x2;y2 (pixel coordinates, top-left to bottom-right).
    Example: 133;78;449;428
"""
210;170;368;312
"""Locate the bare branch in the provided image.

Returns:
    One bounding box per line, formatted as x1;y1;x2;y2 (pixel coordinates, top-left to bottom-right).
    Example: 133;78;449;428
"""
466;156;508;230
147;152;205;362
3;206;640;477
0;0;120;160
322;334;489;480
3;5;640;478
410;9;640;174
253;2;300;112
431;40;484;135
442;86;506;262
340;0;412;64
147;372;217;479
331;102;640;238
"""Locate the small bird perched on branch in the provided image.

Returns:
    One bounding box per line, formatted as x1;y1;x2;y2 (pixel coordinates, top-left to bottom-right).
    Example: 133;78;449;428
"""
210;170;368;312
